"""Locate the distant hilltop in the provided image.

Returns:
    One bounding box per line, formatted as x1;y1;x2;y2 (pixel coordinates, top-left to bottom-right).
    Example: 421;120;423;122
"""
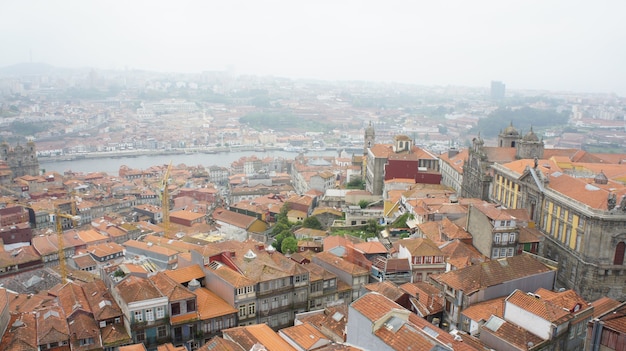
0;62;92;77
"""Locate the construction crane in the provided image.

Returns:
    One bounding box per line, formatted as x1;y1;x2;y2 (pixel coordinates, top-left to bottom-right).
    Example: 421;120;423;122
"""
22;205;79;284
53;210;80;284
159;162;173;233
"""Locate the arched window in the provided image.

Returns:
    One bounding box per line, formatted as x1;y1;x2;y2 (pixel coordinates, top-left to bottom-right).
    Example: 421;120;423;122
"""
614;241;626;265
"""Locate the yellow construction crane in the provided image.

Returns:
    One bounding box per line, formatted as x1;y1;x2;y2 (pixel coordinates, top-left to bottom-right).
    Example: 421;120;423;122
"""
53;210;80;284
22;205;79;284
159;162;173;233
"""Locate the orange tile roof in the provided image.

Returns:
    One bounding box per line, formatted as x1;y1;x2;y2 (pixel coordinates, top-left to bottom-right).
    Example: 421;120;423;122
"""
482;315;545;350
77;228;109;244
115;275;164;303
354;241;388;254
209;264;256;288
119;344;148;351
432;254;554;294
393;237;443;257
364;281;405;302
506;290;572;323
440;239;487;269
149;272;195;302
590;296;621;318
80;280;123;322
170;210;205;222
157;344;187;351
295;305;348;342
194;287;237;320
314;251;369;276
223;324;297;351
461;296;506;322
0;313;38;350
212;209;258;229
197;336;245;351
280;323;329;350
164;264;205;284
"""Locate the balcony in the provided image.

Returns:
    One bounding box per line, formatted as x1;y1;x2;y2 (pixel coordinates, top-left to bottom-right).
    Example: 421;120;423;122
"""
131;316;169;331
257;285;293;297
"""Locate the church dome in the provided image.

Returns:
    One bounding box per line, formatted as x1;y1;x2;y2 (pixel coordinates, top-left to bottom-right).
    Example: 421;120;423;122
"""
502;122;519;136
523;127;539;142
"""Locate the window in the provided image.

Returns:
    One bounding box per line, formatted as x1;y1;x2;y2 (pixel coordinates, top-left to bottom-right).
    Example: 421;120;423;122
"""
171;302;180;316
492;249;499;258
509;233;516;243
500;248;507;257
156;307;164;319
238;305;246;317
157;325;167;338
614;242;626;265
134;310;143;322
295;275;301;283
146;308;154;321
186;300;196;312
507;248;514;257
136;331;145;343
502;233;509;243
79;338;94;346
494;233;501;243
248;303;255;315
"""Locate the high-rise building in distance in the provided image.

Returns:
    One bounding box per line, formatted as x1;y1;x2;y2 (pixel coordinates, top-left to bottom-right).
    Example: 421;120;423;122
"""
491;80;506;101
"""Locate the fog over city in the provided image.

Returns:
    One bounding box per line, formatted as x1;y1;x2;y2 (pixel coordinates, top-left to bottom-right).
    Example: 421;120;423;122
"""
2;0;625;95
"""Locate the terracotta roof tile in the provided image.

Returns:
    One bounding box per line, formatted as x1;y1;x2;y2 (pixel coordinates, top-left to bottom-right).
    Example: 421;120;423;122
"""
115;275;164;303
197;336;244;351
149;272;196;301
363;281;406;302
440;239;487;270
36;305;69;346
295;305;348;342
392;237;444;257
80;280;123;322
280;323;329;350
461;296;506;322
164;264;205;284
101;323;132;347
590;296;621;318
0;312;38;350
506;290;570;323
482;315;545;350
194;287;237;320
431;254;554;294
222;324;297;351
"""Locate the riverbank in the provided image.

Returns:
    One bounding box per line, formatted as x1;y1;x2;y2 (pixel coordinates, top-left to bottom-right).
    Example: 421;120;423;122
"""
38;145;360;164
38;146;272;163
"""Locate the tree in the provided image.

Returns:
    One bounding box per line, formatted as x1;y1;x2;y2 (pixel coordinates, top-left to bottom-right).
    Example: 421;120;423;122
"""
281;236;298;254
358;199;369;209
364;219;381;236
302;216;323;230
346;178;364;189
271;222;289;236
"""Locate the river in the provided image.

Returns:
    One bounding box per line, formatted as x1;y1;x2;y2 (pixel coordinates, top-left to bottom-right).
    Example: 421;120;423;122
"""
39;149;341;175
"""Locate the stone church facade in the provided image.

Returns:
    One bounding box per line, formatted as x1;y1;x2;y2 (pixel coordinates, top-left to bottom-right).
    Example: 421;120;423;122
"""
0;140;40;181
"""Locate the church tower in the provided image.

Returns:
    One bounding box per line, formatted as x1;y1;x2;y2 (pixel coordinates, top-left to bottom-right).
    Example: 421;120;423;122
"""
516;127;544;159
498;122;520;148
364;121;375;155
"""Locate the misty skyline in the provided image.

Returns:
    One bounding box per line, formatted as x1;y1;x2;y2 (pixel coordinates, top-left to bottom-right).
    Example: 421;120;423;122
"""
2;0;625;95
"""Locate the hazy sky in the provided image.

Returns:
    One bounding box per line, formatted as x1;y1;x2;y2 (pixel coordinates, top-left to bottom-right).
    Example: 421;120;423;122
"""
2;0;625;94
